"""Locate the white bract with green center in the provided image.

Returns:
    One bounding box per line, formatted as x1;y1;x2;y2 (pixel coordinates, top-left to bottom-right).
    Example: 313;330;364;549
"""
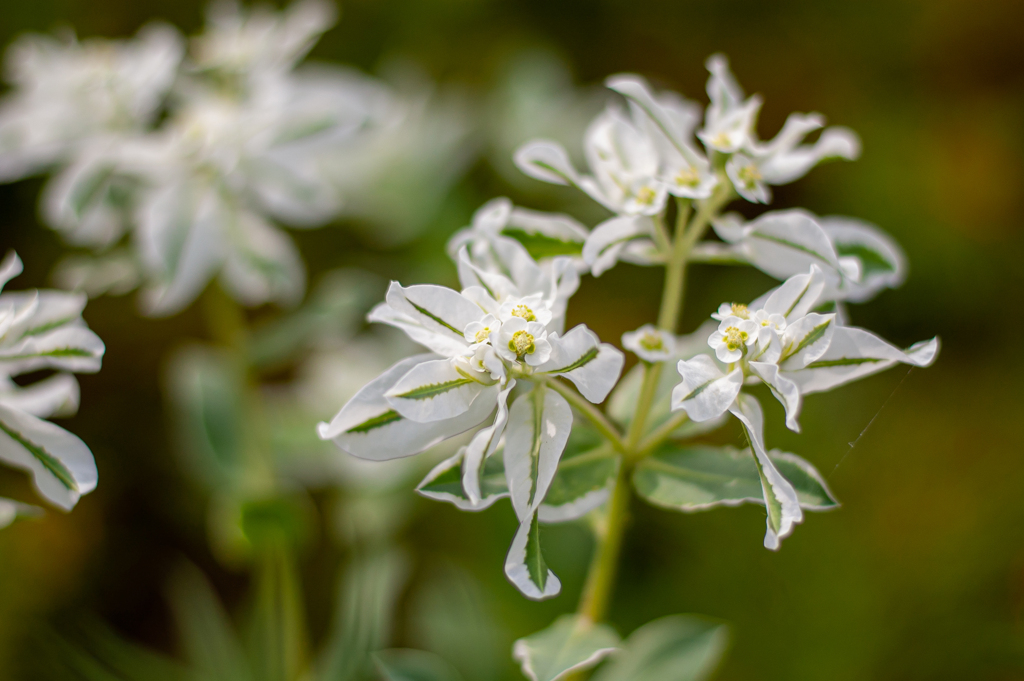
622;324;676;363
0;253;105;516
671;265;938;548
318;251;623;600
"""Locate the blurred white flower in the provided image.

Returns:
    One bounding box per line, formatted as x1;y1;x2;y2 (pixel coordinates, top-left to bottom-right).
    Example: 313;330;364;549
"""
0;252;105;513
0;22;183;181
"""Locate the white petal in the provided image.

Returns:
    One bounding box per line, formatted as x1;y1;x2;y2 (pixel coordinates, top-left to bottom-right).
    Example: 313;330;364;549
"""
727;394;803;550
820;216;907;303
779;313;836;368
317;354;497;460
786;327;939;395
462;380;516;505
0;402;97;510
748;362;803;432
0;326;105;375
0;373;79;419
385;358;489;422
736;211;843;285
220;212;306;308
514;140;580;186
368;303;470;357
0;252;25;292
385;282;482;348
759;126;860;185
583;216;654;277
537;326;625;403
670;355;742;422
760;264;828;320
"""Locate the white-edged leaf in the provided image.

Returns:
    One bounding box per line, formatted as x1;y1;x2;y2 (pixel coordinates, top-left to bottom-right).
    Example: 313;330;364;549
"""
0;402;97;511
385;358;488;423
504;387;573;521
538;325;624;404
416;447;508;511
318;354;496;461
385;283;481;345
633;445;838;512
670;356;742;423
513;615;620;681
591;615;728;681
504;512;561;600
728;395;803;550
514;140;581;186
787;327;939;395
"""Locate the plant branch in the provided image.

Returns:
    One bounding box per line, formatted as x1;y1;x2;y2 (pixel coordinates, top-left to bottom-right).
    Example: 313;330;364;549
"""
544;378;626;453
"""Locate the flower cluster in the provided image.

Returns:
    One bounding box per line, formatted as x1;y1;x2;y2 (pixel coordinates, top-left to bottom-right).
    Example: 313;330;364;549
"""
0;253;105;526
319;213;624;598
320;54;938;601
0;0;398;316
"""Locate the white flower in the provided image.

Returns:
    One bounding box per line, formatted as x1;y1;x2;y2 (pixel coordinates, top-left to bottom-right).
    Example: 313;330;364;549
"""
674;266;939;434
494;317;552;366
318;276;623;600
622;324;676;363
695;55;860;204
0;252;105;513
697;54;762;154
708;316;758;363
0;23;183;182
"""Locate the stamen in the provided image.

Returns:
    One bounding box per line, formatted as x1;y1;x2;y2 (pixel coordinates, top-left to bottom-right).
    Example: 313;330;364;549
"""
639;331;664;352
511;305;537;322
509;330;536;357
722;326;748;351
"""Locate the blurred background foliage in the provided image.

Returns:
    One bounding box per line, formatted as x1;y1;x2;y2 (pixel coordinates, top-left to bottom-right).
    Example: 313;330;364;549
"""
2;0;1024;679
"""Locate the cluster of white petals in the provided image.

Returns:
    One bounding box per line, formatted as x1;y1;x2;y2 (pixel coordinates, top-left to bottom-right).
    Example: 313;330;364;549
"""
670;265;938;547
319;206;624;599
0;253;105;524
0;0;461;317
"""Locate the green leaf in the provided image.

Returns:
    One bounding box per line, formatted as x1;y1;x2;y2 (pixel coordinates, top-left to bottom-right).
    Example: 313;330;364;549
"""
539;427;618;520
513;615;620;681
502;228;584;260
246;543;309;681
317;550;409;681
632;445;838;512
375;649;465;681
168;563;253;681
591;615;728;681
417;450;508;504
525;513;548;592
166;346;246;489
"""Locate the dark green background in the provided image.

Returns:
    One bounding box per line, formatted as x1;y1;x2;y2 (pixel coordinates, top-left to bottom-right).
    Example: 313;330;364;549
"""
2;0;1023;679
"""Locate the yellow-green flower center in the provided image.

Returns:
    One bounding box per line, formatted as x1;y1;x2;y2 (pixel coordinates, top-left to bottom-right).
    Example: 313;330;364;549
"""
639;331;664;352
509;330;536;357
722;326;748;351
634;186;656;205
511;305;536;322
475;328;491;343
674;167;700;187
730;303;749;319
712;132;731;148
737;164;762;186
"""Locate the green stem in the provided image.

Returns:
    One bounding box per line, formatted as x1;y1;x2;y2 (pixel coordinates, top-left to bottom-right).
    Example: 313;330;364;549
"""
576;459;631;623
569;188;734;647
545;378;626;453
636;410;691;455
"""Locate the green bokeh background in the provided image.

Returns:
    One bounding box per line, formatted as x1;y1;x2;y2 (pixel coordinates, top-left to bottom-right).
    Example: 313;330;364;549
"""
2;0;1024;679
